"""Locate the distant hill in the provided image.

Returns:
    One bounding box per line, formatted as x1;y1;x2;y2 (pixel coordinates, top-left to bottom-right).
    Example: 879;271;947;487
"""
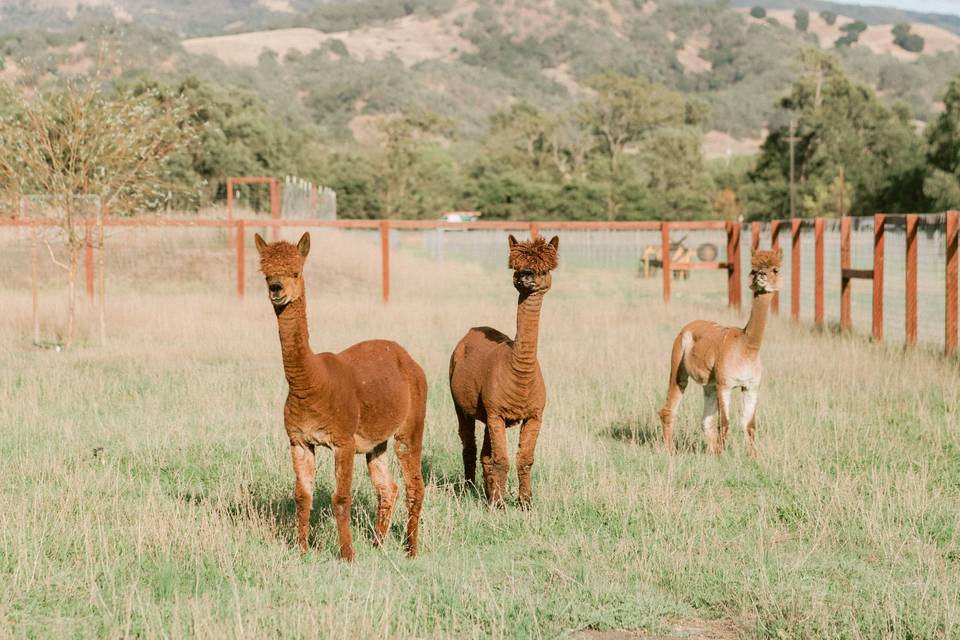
1;0;959;155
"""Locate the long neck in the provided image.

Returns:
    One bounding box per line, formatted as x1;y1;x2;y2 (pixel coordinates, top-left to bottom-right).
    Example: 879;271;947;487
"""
275;293;315;393
743;291;772;352
510;291;545;376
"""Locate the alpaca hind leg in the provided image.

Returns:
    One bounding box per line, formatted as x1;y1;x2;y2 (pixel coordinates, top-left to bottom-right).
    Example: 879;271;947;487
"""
456;407;477;487
658;334;689;454
332;444;356;561
480;426;494;500
481;416;509;508
701;385;720;454
741;384;759;458
394;424;425;558
290;443;316;552
366;442;398;547
516;416;543;509
715;385;733;455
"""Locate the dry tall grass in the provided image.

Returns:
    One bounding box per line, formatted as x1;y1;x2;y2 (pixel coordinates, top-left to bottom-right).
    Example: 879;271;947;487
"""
0;231;957;638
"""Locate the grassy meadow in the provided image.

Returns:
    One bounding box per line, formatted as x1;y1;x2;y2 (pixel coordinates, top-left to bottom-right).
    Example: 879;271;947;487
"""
0;230;958;639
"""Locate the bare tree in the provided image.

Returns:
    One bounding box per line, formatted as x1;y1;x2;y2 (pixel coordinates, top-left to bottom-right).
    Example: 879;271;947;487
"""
0;79;199;347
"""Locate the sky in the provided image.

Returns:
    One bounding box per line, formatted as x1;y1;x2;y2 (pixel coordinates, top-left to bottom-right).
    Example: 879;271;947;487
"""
834;0;960;15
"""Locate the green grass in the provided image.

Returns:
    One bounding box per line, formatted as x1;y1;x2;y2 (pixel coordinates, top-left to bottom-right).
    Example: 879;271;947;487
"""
0;237;958;639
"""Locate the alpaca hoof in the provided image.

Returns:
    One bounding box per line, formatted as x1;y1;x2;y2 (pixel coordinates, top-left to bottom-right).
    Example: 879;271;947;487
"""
405;543;418;558
339;546;355;562
518;495;533;510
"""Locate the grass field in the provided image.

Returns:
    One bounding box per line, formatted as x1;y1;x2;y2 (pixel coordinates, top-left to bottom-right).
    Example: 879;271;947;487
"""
1;234;958;639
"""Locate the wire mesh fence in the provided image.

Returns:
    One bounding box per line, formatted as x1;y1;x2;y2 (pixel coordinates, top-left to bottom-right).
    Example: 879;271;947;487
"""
1;213;957;354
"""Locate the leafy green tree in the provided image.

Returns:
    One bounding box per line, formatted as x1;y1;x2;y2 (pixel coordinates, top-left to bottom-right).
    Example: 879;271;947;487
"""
893;23;924;53
750;7;766;19
794;9;809;32
925;76;960;209
820;11;837;26
747;50;926;219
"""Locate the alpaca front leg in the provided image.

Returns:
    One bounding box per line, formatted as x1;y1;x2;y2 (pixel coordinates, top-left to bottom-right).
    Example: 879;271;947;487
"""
332;445;356;561
516;416;542;509
481;416;509;507
715;386;733;455
290;443;316;552
741;384;760;457
701;385;720;454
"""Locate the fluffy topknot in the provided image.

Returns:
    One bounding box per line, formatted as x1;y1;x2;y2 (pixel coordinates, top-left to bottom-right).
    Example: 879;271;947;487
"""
256;233;310;275
508;236;559;274
751;248;783;270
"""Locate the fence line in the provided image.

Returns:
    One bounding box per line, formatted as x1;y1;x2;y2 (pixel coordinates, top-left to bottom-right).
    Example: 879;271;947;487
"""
1;212;957;355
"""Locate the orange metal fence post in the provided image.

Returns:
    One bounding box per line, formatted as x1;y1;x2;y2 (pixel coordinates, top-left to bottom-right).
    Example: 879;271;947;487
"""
791;218;801;320
872;214;886;342
946;210;958;355
751;221;760;252
905;214;918;347
661;222;671;304
85;218;94;300
270;179;280;242
381;220;390;304
770;220;781;316
814;217;824;326
726;221;741;310
840;216;852;331
236;219;245;299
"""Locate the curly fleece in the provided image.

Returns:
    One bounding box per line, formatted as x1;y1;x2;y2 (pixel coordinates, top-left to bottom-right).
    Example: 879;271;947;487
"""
259;241;303;275
508;237;559;274
751;248;782;270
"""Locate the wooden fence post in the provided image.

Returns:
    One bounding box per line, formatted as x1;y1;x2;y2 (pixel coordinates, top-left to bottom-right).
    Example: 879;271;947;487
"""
381;220;390;304
905;214;918;347
872;214;886;342
85;218;94;300
791;218;801;320
770;220;781;316
751;221;760;252
840;216;852;331
727;221;741;310
661;222;671;304
814;217;824;326
236;219;245;299
269;179;280;242
529;222;540;238
946;210;958;355
226;178;235;246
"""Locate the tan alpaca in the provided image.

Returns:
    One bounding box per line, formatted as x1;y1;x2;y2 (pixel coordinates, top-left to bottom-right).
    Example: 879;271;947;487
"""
658;249;782;455
449;235;559;508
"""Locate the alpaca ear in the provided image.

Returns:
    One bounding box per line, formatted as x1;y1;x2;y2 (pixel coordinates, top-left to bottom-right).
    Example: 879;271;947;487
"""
254;233;268;256
776;248;783;261
508;234;518;249
549;235;559;251
297;232;311;258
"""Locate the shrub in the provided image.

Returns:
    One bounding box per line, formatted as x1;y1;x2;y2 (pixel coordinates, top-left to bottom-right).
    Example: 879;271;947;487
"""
820;10;837;26
750;7;766;19
794;9;809;32
893;23;925;53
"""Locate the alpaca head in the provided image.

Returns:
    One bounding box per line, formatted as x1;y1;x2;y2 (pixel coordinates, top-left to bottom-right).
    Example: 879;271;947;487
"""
508;235;559;295
749;248;782;295
254;232;310;308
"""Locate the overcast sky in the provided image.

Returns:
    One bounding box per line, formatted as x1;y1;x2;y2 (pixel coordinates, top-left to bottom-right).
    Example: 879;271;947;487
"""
835;0;960;15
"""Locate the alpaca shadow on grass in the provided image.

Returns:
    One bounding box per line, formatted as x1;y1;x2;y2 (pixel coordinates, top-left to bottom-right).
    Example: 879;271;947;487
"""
422;454;484;500
604;417;708;455
183;479;412;554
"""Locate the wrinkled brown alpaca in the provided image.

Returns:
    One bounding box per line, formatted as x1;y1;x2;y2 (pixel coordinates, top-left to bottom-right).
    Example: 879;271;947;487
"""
255;232;427;560
449;235;559;507
658;249;782;456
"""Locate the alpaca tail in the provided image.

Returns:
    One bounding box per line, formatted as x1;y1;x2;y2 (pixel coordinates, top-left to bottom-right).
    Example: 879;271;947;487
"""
658;331;689;422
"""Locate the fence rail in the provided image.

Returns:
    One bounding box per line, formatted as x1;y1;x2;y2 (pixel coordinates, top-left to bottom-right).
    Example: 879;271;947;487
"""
2;212;957;355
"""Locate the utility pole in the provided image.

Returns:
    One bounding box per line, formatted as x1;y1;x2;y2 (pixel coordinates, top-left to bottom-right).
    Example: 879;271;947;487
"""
786;117;800;219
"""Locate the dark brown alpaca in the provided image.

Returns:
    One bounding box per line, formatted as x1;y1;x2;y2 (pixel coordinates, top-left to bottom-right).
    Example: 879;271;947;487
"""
255;232;427;560
449;235;559;507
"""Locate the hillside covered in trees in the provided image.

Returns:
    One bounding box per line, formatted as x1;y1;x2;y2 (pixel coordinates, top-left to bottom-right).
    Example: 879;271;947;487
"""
0;0;959;220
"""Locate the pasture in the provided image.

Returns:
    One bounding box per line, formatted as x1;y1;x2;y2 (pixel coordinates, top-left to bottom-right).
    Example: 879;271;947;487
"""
0;229;958;639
